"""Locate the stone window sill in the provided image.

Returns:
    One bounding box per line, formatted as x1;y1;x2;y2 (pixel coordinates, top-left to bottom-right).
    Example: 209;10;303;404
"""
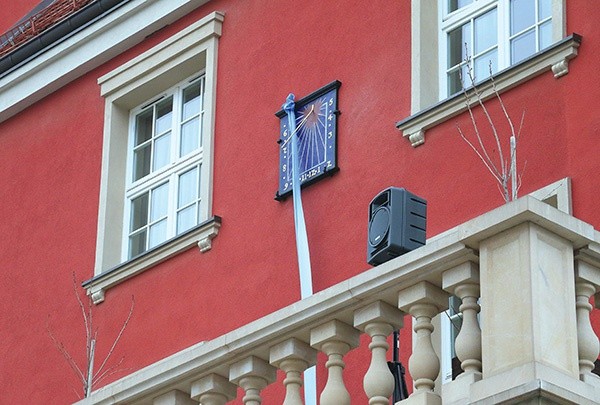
83;216;221;304
397;34;582;147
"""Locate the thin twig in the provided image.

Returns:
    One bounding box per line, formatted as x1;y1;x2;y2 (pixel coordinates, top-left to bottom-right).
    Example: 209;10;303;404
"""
490;66;517;140
457;124;503;184
459;63;502;178
71;272;92;366
48;275;134;397
457;47;526;203
93;359;132;387
465;56;507;180
93;296;135;381
46;318;86;385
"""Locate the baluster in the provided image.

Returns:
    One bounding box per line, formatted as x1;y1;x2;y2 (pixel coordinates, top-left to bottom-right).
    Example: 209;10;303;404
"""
229;356;276;405
270;338;317;405
574;256;600;383
442;261;482;377
191;374;237;405
153;389;196;405
398;281;448;402
354;301;404;405
310;320;360;405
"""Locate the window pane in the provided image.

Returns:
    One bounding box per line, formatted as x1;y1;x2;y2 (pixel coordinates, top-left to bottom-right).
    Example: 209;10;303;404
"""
149;219;167;248
510;0;535;34
152;132;171;172
150;183;169;222
129;230;147;258
133;144;151;181
474;8;497;54
180;118;201;157
539;20;552;50
474;48;498;80
511;29;536;64
182;82;202;121
135;109;153;146
448;0;473;13
178;167;199;208
130;192;149;231
448;23;471;68
447;63;469;95
155;97;173;135
539;0;552;20
177;205;196;234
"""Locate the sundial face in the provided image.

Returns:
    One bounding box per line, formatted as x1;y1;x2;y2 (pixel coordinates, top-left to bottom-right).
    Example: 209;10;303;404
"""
276;81;340;200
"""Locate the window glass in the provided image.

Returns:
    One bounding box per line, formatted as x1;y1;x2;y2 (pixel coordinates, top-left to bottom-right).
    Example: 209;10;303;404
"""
474;8;497;54
180;80;203;157
180;120;200;157
448;23;471;69
135;109;153;146
474;48;498;79
448;0;473;13
177;166;200;233
149;219;167;249
182;81;201;120
511;29;536;64
539;20;553;49
150;183;169;222
152;133;171;172
155;97;173;134
539;0;552;19
178;167;198;207
129;192;149;258
510;0;535;34
133;144;151;181
131;193;149;231
129;231;146;258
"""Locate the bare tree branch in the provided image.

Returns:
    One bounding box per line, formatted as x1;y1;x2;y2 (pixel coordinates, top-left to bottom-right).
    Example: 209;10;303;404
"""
46;317;86;386
456;48;526;203
465;56;507;179
47;276;134;397
93;296;135;381
71;272;92;364
459;60;502;179
93;358;134;387
457;124;503;184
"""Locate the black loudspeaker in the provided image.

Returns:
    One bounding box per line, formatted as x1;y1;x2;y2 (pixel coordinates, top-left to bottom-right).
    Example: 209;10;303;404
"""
367;187;427;266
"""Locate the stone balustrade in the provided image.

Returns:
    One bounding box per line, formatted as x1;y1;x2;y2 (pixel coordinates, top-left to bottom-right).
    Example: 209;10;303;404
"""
76;197;600;405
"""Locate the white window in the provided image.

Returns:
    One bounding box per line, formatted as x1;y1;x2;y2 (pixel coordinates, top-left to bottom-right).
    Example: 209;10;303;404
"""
125;76;206;259
87;12;223;304
401;0;574;146
441;0;555;97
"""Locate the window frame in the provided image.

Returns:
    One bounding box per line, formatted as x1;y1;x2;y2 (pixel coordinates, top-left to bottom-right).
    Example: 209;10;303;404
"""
86;12;224;304
124;74;207;260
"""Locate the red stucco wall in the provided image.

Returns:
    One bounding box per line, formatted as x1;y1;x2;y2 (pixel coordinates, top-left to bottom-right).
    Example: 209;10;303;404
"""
0;0;598;403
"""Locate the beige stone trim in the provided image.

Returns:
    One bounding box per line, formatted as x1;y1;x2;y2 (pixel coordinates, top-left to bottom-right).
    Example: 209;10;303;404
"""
93;12;223;287
85;217;220;304
399;35;581;147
